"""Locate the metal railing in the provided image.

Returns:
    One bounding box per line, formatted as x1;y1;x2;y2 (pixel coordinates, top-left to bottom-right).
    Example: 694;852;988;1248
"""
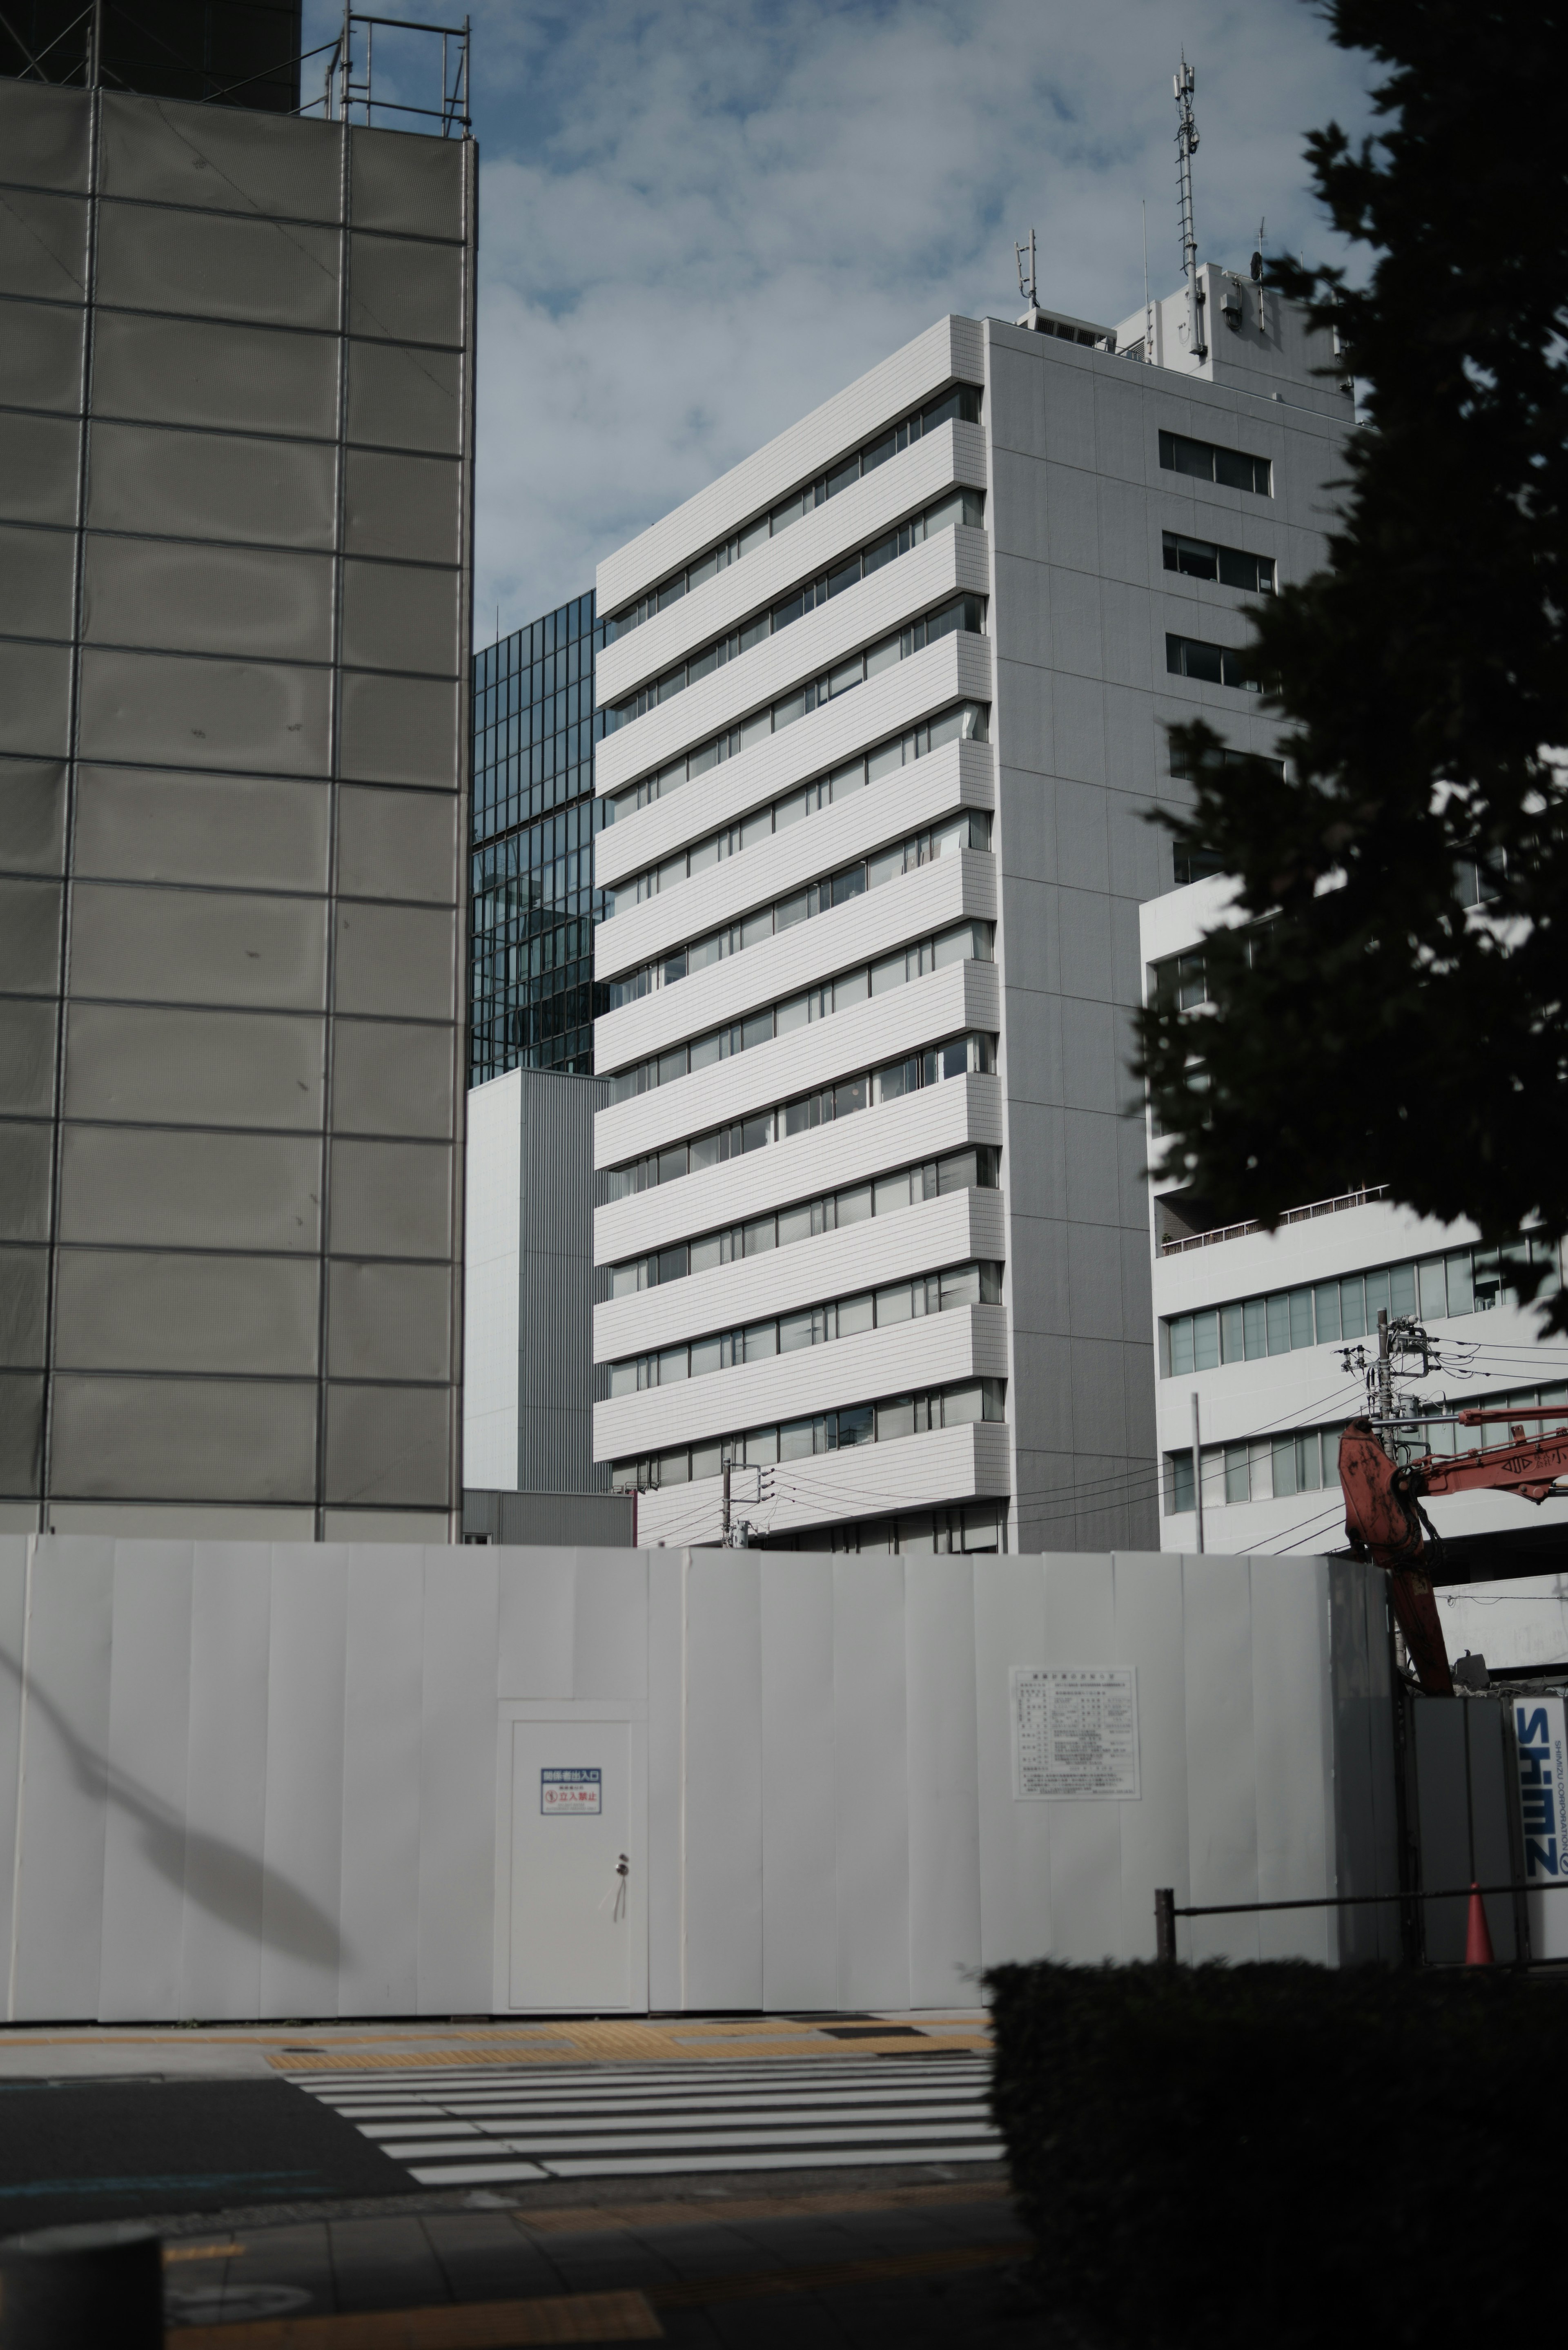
1160;1184;1388;1256
1153;1876;1563;1962
305;7;472;136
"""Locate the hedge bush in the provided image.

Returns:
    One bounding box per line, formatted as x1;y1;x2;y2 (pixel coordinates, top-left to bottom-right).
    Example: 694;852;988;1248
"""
986;1960;1564;2346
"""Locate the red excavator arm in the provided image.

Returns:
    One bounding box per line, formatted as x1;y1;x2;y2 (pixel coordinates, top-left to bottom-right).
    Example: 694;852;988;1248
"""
1338;1408;1568;1697
1338;1422;1455;1695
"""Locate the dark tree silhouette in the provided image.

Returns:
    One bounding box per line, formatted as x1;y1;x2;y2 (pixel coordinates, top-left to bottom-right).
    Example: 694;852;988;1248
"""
1138;0;1568;1310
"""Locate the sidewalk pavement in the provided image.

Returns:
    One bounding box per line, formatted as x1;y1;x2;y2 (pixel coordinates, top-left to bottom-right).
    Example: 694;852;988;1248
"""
156;2167;1036;2344
0;2011;993;2080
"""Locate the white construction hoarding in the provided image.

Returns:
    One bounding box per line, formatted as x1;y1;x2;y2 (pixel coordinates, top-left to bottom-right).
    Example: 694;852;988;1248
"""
0;1538;1400;2021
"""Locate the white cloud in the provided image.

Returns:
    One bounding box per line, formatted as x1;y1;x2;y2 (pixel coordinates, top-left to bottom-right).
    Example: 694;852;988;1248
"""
312;0;1380;632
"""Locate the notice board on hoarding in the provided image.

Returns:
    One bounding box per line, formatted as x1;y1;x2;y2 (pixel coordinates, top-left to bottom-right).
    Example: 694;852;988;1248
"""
1011;1667;1140;1800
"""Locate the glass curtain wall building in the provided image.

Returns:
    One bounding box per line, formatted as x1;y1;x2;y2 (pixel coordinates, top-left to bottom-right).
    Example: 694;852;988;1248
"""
470;593;609;1083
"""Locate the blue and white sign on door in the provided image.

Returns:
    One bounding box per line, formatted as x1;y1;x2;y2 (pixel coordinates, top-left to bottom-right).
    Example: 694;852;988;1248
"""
542;1767;601;1816
1513;1697;1568;1961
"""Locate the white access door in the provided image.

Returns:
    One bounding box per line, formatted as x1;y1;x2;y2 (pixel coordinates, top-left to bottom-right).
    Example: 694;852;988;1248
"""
496;1709;646;2011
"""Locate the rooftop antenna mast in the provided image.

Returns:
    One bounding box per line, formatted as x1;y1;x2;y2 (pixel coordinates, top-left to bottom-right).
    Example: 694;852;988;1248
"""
1252;215;1266;330
1141;198;1153;362
1014;226;1038;319
1174;58;1206;361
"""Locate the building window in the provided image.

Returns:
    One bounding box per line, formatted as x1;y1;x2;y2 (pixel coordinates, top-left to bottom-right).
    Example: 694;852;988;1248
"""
609;1145;1000;1297
608;591;987;794
1158;428;1271;496
1164;1427;1342;1512
1164;1376;1568;1509
1148;928;1269;1013
1173;848;1226;887
610;702;988;904
608;490;984;728
603;1030;996;1202
757;1500;1007;1553
1167;743;1285;784
605;383;983;640
608;810;991;1007
1455;856;1503;909
1153;950;1211;1013
1162;531;1274;594
608;1262;1001;1394
610;1376;1006;1490
1159;1233;1560;1376
605;920;995;1105
1166;633;1260;692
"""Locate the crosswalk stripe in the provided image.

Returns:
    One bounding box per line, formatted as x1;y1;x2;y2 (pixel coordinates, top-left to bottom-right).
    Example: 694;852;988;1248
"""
377;2120;998;2157
297;2060;987;2089
472;2146;1004;2182
287;2055;1000;2182
324;2086;987;2118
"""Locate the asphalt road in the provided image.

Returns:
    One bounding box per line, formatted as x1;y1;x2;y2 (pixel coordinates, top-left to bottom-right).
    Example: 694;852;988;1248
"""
0;2027;1033;2342
0;2077;413;2233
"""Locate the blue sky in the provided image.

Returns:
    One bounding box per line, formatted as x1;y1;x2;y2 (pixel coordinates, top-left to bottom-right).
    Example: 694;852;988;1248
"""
306;2;1380;635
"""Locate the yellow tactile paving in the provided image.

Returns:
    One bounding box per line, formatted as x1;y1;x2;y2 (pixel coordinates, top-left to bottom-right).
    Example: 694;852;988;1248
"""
265;2015;991;2070
517;2180;1010;2234
0;2013;990;2072
650;2240;1020;2309
177;2289;663;2347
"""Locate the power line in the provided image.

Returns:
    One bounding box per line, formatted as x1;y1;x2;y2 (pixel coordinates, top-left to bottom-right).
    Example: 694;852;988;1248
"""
1272;1509;1352;1555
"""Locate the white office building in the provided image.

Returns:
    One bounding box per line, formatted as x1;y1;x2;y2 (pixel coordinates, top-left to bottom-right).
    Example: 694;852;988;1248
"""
586;270;1352;1553
1145;875;1568;1575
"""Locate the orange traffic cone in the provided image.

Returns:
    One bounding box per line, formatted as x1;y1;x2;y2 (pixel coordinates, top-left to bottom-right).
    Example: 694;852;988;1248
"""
1465;1882;1494;1966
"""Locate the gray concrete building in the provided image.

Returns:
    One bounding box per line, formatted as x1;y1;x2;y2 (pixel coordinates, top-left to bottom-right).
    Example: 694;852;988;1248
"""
464;1062;611;1507
590;272;1349;1554
0;63;476;1540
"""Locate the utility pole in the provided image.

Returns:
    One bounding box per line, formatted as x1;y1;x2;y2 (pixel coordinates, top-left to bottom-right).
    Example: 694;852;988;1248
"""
1375;1309;1396;1458
1191;1391;1205;1553
721;1461;731;1547
1174;58;1206;361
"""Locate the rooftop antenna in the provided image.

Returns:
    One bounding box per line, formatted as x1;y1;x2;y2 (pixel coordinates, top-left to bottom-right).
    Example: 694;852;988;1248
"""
1251;215;1266;330
1141;198;1153;363
1174;57;1206;361
1014;226;1038;317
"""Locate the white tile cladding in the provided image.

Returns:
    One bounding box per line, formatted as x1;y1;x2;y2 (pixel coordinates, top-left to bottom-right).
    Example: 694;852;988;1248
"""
593;958;999;1169
597;1185;1007;1359
632;1419;1011;1545
596;314;986;620
596;418;988;706
593;1073;1001;1265
594;526;990;800
595;847;995;1074
595;1301;1007;1461
596;738;992;980
594;637;993;891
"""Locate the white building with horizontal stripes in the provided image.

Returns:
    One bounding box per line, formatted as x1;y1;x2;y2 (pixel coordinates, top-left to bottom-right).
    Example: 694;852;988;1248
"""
586;272;1352;1554
1145;874;1568;1582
